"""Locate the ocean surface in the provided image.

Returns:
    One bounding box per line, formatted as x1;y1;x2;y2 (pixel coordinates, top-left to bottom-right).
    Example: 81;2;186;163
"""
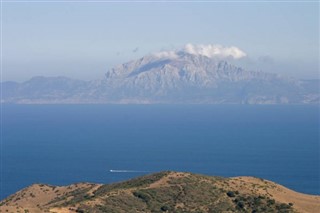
1;104;319;199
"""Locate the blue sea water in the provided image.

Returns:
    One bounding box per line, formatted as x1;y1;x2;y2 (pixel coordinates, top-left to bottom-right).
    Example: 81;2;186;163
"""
0;104;319;199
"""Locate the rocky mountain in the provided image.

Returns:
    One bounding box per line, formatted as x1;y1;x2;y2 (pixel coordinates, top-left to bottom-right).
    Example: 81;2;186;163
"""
102;52;319;104
1;46;319;104
1;171;319;213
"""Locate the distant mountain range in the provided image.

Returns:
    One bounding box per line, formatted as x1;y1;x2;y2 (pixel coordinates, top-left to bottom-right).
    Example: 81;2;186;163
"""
1;171;319;213
1;48;319;104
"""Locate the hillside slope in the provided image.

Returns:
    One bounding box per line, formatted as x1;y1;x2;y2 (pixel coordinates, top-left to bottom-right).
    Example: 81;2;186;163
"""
1;171;319;213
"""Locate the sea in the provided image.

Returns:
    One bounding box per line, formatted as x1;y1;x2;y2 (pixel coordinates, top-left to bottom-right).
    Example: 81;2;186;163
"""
1;104;319;199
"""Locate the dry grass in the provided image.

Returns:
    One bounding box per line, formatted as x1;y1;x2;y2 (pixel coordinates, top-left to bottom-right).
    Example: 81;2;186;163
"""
0;183;100;213
227;176;320;213
1;172;319;213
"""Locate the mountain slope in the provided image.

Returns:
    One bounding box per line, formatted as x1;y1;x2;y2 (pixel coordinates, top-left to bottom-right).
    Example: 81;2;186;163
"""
1;50;319;104
103;53;318;104
1;171;319;213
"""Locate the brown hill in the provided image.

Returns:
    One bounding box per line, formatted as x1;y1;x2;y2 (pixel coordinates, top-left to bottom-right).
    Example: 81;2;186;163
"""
0;171;319;213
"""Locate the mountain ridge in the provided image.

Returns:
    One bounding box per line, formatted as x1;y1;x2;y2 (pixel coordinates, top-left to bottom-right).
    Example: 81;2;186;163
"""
1;50;319;104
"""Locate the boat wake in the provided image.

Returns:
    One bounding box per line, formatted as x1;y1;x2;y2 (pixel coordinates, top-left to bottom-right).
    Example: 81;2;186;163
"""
109;169;149;173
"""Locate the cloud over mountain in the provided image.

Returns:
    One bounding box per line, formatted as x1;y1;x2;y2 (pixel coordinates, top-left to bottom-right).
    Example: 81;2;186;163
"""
153;43;247;59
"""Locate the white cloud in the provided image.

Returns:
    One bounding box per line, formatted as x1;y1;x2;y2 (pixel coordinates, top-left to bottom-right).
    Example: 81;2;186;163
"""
153;50;179;59
183;43;247;59
153;43;247;59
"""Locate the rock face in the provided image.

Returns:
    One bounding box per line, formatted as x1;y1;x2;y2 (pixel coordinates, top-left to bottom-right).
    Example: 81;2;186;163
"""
1;171;319;213
1;51;319;104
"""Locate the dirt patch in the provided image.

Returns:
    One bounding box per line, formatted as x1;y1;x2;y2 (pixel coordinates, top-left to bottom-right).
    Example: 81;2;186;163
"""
228;176;320;213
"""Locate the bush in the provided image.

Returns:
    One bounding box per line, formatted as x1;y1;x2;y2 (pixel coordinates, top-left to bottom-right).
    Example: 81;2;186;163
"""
237;201;245;209
226;191;236;197
133;191;151;203
267;199;275;205
160;205;170;211
75;209;85;213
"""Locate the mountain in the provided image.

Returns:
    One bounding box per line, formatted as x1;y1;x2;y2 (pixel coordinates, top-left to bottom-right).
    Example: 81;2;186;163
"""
1;171;319;213
102;53;319;104
1;48;319;104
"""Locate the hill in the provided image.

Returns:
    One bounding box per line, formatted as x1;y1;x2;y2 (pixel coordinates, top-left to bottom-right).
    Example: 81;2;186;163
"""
1;171;319;213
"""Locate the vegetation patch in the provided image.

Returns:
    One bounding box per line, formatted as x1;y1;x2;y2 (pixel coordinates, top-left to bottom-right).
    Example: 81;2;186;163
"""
94;171;170;197
225;191;294;213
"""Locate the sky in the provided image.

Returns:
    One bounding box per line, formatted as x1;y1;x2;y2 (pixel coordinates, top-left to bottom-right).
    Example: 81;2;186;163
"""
1;0;319;82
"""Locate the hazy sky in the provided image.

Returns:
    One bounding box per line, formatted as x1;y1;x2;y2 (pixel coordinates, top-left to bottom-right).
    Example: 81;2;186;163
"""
1;1;319;81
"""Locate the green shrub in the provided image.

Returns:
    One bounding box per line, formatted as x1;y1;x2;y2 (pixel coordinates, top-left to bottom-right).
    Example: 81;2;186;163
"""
133;191;151;203
75;209;85;213
237;201;245;209
160;205;170;211
226;191;236;197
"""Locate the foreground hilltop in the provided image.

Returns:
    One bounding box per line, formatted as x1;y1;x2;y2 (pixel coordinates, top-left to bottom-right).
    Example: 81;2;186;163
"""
1;171;319;213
